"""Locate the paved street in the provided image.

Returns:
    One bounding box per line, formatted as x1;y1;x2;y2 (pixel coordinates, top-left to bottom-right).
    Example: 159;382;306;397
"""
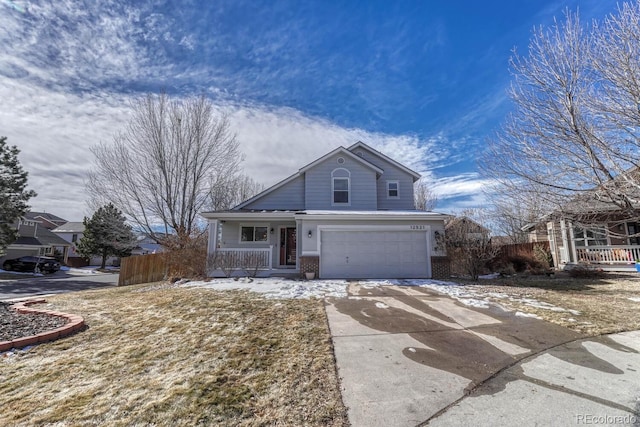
0;270;119;300
326;283;640;426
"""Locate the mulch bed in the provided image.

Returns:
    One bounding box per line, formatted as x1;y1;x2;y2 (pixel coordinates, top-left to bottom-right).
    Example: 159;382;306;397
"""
0;302;67;343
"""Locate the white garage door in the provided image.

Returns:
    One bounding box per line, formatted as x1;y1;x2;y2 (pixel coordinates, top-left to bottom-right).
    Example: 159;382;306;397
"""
320;230;430;279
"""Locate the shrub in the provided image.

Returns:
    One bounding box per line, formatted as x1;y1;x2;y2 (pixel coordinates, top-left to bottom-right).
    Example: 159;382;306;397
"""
567;265;606;279
498;263;516;276
533;244;553;269
504;254;542;272
163;232;208;279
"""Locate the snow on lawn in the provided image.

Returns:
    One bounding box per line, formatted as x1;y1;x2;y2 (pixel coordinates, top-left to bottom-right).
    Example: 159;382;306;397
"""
182;277;349;299
181;276;582;319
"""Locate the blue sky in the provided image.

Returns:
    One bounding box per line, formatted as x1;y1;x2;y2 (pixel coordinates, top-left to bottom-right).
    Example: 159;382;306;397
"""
0;0;620;221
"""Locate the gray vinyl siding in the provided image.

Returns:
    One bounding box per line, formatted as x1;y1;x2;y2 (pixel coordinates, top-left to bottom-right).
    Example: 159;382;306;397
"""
376;170;416;210
349;146;417;210
242;175;305;210
304;154;378;210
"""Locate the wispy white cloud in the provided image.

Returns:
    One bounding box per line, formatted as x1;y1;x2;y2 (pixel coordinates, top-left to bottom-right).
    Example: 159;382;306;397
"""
0;0;493;222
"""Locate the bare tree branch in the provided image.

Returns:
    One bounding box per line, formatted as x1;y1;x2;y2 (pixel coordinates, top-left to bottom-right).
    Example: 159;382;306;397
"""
87;93;242;247
482;5;640;228
414;178;438;211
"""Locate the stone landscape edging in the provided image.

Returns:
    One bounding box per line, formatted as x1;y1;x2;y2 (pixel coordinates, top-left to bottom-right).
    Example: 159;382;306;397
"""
0;299;85;352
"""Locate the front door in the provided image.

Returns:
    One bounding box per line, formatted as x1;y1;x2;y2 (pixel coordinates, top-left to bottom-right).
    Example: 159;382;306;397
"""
280;227;297;266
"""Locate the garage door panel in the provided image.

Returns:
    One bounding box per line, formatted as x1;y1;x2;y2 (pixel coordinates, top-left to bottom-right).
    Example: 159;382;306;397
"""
320;230;430;279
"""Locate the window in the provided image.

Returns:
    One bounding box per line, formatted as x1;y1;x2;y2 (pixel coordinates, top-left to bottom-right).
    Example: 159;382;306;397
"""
333;177;350;204
71;234;78;243
627;222;640;245
240;226;268;242
573;226;608;247
331;168;351;205
387;180;399;198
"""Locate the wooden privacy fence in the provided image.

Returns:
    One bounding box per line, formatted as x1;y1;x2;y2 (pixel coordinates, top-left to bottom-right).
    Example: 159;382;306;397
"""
497;241;550;259
118;253;167;286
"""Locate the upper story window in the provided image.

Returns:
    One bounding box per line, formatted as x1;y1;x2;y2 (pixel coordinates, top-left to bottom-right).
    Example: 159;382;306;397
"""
387;180;399;199
240;226;268;242
332;168;350;205
72;234;78;243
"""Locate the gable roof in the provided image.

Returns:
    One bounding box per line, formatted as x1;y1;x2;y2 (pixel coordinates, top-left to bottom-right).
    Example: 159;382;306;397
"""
348;141;422;182
232;144;386;210
22;212;68;230
298;146;384;175
13;223;71;247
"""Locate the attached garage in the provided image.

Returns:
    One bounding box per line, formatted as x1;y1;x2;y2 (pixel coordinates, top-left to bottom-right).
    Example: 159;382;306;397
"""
320;229;431;279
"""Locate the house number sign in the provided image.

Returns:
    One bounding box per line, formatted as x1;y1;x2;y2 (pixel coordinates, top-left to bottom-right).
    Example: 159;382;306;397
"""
409;225;426;230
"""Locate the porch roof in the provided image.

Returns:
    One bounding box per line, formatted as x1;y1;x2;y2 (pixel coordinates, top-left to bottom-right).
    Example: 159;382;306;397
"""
201;209;450;221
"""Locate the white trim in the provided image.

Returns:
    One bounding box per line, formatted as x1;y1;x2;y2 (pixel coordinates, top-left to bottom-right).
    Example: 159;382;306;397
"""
202;211;298;220
318;225;432;278
208;219;219;253
300;211;449;221
331;169;351;206
386;180;400;199
277;225;298;267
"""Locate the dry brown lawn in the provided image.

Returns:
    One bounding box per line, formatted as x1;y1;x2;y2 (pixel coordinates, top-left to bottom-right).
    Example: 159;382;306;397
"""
0;283;348;426
462;272;640;335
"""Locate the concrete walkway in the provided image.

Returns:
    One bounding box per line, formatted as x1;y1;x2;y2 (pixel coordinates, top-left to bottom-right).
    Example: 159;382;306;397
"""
325;283;640;426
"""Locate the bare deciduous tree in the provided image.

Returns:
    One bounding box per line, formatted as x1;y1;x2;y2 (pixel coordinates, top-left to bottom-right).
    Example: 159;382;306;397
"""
88;93;241;247
208;172;264;211
414;178;438;211
440;209;498;280
482;3;640;231
488;191;549;244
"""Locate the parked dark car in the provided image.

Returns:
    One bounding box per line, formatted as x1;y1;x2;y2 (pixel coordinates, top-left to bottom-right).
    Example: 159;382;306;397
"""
2;256;60;274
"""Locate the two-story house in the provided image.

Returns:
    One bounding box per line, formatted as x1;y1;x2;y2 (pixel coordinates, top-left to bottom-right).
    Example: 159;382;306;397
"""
201;141;450;279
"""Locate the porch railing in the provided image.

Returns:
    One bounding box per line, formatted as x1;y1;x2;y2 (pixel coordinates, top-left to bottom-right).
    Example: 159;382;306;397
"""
209;247;273;274
576;245;640;264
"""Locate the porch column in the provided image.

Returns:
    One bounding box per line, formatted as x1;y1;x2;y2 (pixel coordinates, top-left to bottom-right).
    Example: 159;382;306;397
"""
208;220;219;254
295;218;302;271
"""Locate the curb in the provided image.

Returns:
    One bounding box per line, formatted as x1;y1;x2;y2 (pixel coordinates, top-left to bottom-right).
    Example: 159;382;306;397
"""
0;299;85;352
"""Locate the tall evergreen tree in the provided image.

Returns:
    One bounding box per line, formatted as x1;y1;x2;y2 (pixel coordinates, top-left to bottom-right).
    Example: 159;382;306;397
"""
77;203;135;269
0;136;36;254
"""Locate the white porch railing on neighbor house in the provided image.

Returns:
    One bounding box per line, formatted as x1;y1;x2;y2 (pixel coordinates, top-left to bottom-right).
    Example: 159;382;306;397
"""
575;245;640;265
210;247;273;271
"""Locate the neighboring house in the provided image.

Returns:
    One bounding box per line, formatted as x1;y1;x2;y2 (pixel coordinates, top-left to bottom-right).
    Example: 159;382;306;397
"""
444;216;491;241
22;211;68;230
52;222;140;267
521;220;550;243
0;216;71;264
51;222;87;267
522;197;640;271
201;141;449;279
131;234;164;256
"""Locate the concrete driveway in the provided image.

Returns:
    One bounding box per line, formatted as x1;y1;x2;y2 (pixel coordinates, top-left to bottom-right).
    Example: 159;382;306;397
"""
0;269;119;300
326;283;640;426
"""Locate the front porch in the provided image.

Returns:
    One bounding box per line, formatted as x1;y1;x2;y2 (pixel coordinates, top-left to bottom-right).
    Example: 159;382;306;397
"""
562;245;640;272
207;247;301;278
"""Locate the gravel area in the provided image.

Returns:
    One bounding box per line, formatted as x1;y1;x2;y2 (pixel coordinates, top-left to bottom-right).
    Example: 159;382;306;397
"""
0;302;67;342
